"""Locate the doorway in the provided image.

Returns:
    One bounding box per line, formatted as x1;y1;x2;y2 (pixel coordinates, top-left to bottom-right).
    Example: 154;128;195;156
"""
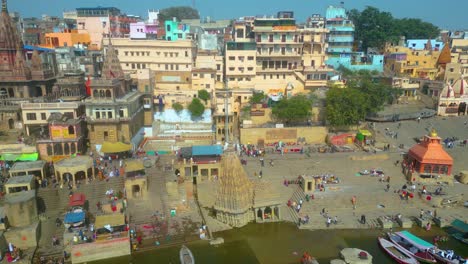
132;184;141;198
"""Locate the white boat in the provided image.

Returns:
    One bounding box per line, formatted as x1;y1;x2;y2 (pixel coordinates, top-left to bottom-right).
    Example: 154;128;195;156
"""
429;248;464;264
387;232;436;263
180;245;195;264
378;237;419;264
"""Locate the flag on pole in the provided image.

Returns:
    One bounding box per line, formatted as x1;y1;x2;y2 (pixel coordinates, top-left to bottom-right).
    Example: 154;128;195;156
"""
85;75;91;96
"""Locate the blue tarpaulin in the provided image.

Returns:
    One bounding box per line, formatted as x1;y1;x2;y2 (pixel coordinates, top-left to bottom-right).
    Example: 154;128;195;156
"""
192;145;223;156
64;211;85;223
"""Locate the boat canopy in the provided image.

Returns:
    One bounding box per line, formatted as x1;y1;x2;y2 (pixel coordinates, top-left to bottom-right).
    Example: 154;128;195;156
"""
396;231;434;249
451;219;468;233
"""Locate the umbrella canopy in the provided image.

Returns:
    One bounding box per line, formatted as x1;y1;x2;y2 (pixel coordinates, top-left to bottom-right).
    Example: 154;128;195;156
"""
101;142;131;154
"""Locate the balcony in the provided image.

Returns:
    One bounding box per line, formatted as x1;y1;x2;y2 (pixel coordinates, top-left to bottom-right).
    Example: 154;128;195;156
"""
21;102;81;110
0;98;30;110
257;52;301;58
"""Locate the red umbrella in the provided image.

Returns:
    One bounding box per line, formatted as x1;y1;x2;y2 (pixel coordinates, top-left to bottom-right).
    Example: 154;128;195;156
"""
426;195;432;201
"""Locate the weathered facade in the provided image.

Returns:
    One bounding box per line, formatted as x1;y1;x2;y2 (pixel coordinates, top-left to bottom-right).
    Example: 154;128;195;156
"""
0;1;57;133
85;38;144;150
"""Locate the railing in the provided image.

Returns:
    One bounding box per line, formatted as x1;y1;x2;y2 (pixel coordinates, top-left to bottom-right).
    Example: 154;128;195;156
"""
21;102;80;109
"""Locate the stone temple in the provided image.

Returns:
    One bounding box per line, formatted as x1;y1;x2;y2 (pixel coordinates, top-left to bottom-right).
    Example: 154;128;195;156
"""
214;152;254;227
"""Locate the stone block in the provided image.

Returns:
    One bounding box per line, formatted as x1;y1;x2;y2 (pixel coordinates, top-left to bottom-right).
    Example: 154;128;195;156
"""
397;217;413;228
433;217;450;228
378;217;393;229
4;221;40;249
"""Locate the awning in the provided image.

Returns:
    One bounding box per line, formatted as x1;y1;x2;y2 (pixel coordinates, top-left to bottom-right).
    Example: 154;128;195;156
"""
100;142;132;153
95;213;125;229
69;193;86;207
358;130;372;137
0;153;38;161
125;160;144;172
64;211;85;224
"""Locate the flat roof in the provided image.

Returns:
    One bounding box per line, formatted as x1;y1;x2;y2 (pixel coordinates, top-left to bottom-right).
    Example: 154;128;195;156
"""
9;160;45;172
95;213;125;229
5;190;36;204
6;175;34;185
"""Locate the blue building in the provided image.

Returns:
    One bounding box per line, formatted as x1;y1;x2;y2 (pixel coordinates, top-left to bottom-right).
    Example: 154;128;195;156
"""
326;52;384;72
325;5;354;54
405;39;444;51
164;19;190;41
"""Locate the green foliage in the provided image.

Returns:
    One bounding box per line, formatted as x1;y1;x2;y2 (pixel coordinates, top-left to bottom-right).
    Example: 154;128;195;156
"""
188;98;205;118
326;88;369;127
348;6;439;51
158;6;200;22
271;95;313;124
250;92;265;104
197;89;210;104
173;102;184;114
325;76;402;126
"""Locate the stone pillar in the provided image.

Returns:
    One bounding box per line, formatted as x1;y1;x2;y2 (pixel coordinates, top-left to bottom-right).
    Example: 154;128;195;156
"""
261;208;264;220
85;170;89;184
71;172;76;185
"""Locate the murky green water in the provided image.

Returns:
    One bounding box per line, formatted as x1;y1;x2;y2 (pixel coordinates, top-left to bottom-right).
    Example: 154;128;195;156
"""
92;222;466;264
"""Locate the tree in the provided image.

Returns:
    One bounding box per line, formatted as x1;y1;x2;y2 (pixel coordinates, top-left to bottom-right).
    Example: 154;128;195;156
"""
250;91;265;104
271;95;313;124
197;89;210;104
173;102;184;114
348;6;439;51
188;98;204;118
158;6;199;23
326;88;369;126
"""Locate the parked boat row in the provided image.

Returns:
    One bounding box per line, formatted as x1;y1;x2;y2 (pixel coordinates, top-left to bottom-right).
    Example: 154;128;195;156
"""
380;230;466;264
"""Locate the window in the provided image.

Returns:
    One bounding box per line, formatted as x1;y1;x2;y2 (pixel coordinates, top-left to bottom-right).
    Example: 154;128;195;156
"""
247;56;254;60
229;67;235;71
132;63;135;69
131;52;134;56
96;111;100;119
26;113;37;120
68;125;75;135
206;84;210;88
185;51;188;57
41;113;46;120
217;64;221;70
228;56;235;60
247;67;253;71
108;111;113;118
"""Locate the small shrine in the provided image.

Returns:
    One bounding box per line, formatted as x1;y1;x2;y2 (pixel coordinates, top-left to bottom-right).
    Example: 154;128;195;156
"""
403;129;453;183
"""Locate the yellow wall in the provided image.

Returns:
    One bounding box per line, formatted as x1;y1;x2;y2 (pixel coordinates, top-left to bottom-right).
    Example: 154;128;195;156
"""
240;126;328;145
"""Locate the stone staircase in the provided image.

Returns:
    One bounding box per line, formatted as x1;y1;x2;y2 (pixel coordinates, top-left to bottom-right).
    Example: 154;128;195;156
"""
34;218;66;261
286;184;420;230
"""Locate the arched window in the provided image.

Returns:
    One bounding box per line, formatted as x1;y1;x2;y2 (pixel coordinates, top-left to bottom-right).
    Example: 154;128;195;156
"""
8;88;14;97
99;90;105;97
68;125;75;135
53;144;63;155
70;143;76;154
105;89;112;98
46;144;53;156
93;89;98;98
64;143;70;155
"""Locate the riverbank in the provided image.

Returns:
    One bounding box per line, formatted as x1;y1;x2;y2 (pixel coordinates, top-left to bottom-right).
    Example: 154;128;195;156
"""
91;222;467;264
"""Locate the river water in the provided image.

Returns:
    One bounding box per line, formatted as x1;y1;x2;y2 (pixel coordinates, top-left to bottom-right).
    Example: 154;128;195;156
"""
92;222;466;264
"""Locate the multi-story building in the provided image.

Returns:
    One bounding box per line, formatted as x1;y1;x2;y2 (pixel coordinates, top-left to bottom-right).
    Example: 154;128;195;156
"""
41;29;91;48
164;19;190;41
325;5;354;55
384;41;450;80
102;37;195;93
252;12;304;94
21;102;84;137
85;39;145;149
299;14;333;88
225;42;256;90
0;2;57;133
76;7;140;50
437;78;467;116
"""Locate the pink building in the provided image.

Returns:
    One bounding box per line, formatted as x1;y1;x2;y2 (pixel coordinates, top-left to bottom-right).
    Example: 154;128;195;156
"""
130;22;159;39
76;7;140;50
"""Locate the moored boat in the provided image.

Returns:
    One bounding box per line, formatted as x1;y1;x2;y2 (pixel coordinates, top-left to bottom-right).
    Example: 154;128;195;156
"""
429;248;465;264
449;219;468;245
180;245;195;264
378;237;419;264
388;232;436;263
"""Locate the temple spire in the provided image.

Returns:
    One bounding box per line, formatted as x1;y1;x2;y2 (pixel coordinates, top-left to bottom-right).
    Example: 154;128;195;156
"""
2;0;7;13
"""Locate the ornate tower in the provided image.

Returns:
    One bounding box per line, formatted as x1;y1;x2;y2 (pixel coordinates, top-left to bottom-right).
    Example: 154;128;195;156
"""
214;152;254;227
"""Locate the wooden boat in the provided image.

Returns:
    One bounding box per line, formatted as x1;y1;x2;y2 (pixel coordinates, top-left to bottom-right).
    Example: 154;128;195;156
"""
429;248;464;264
378;237;419;264
180;245;195;264
450;219;468;245
388;232;436;263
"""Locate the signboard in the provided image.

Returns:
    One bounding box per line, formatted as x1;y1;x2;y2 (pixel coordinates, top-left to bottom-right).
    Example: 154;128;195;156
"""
273;26;297;31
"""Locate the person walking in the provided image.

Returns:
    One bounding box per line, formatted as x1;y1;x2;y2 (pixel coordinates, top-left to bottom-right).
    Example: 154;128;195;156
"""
351;196;357;210
385;183;390;192
326;217;331;227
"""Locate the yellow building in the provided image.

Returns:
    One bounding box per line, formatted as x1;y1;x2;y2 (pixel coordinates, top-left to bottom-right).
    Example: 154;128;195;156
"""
384;42;450;80
41;29;91;48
